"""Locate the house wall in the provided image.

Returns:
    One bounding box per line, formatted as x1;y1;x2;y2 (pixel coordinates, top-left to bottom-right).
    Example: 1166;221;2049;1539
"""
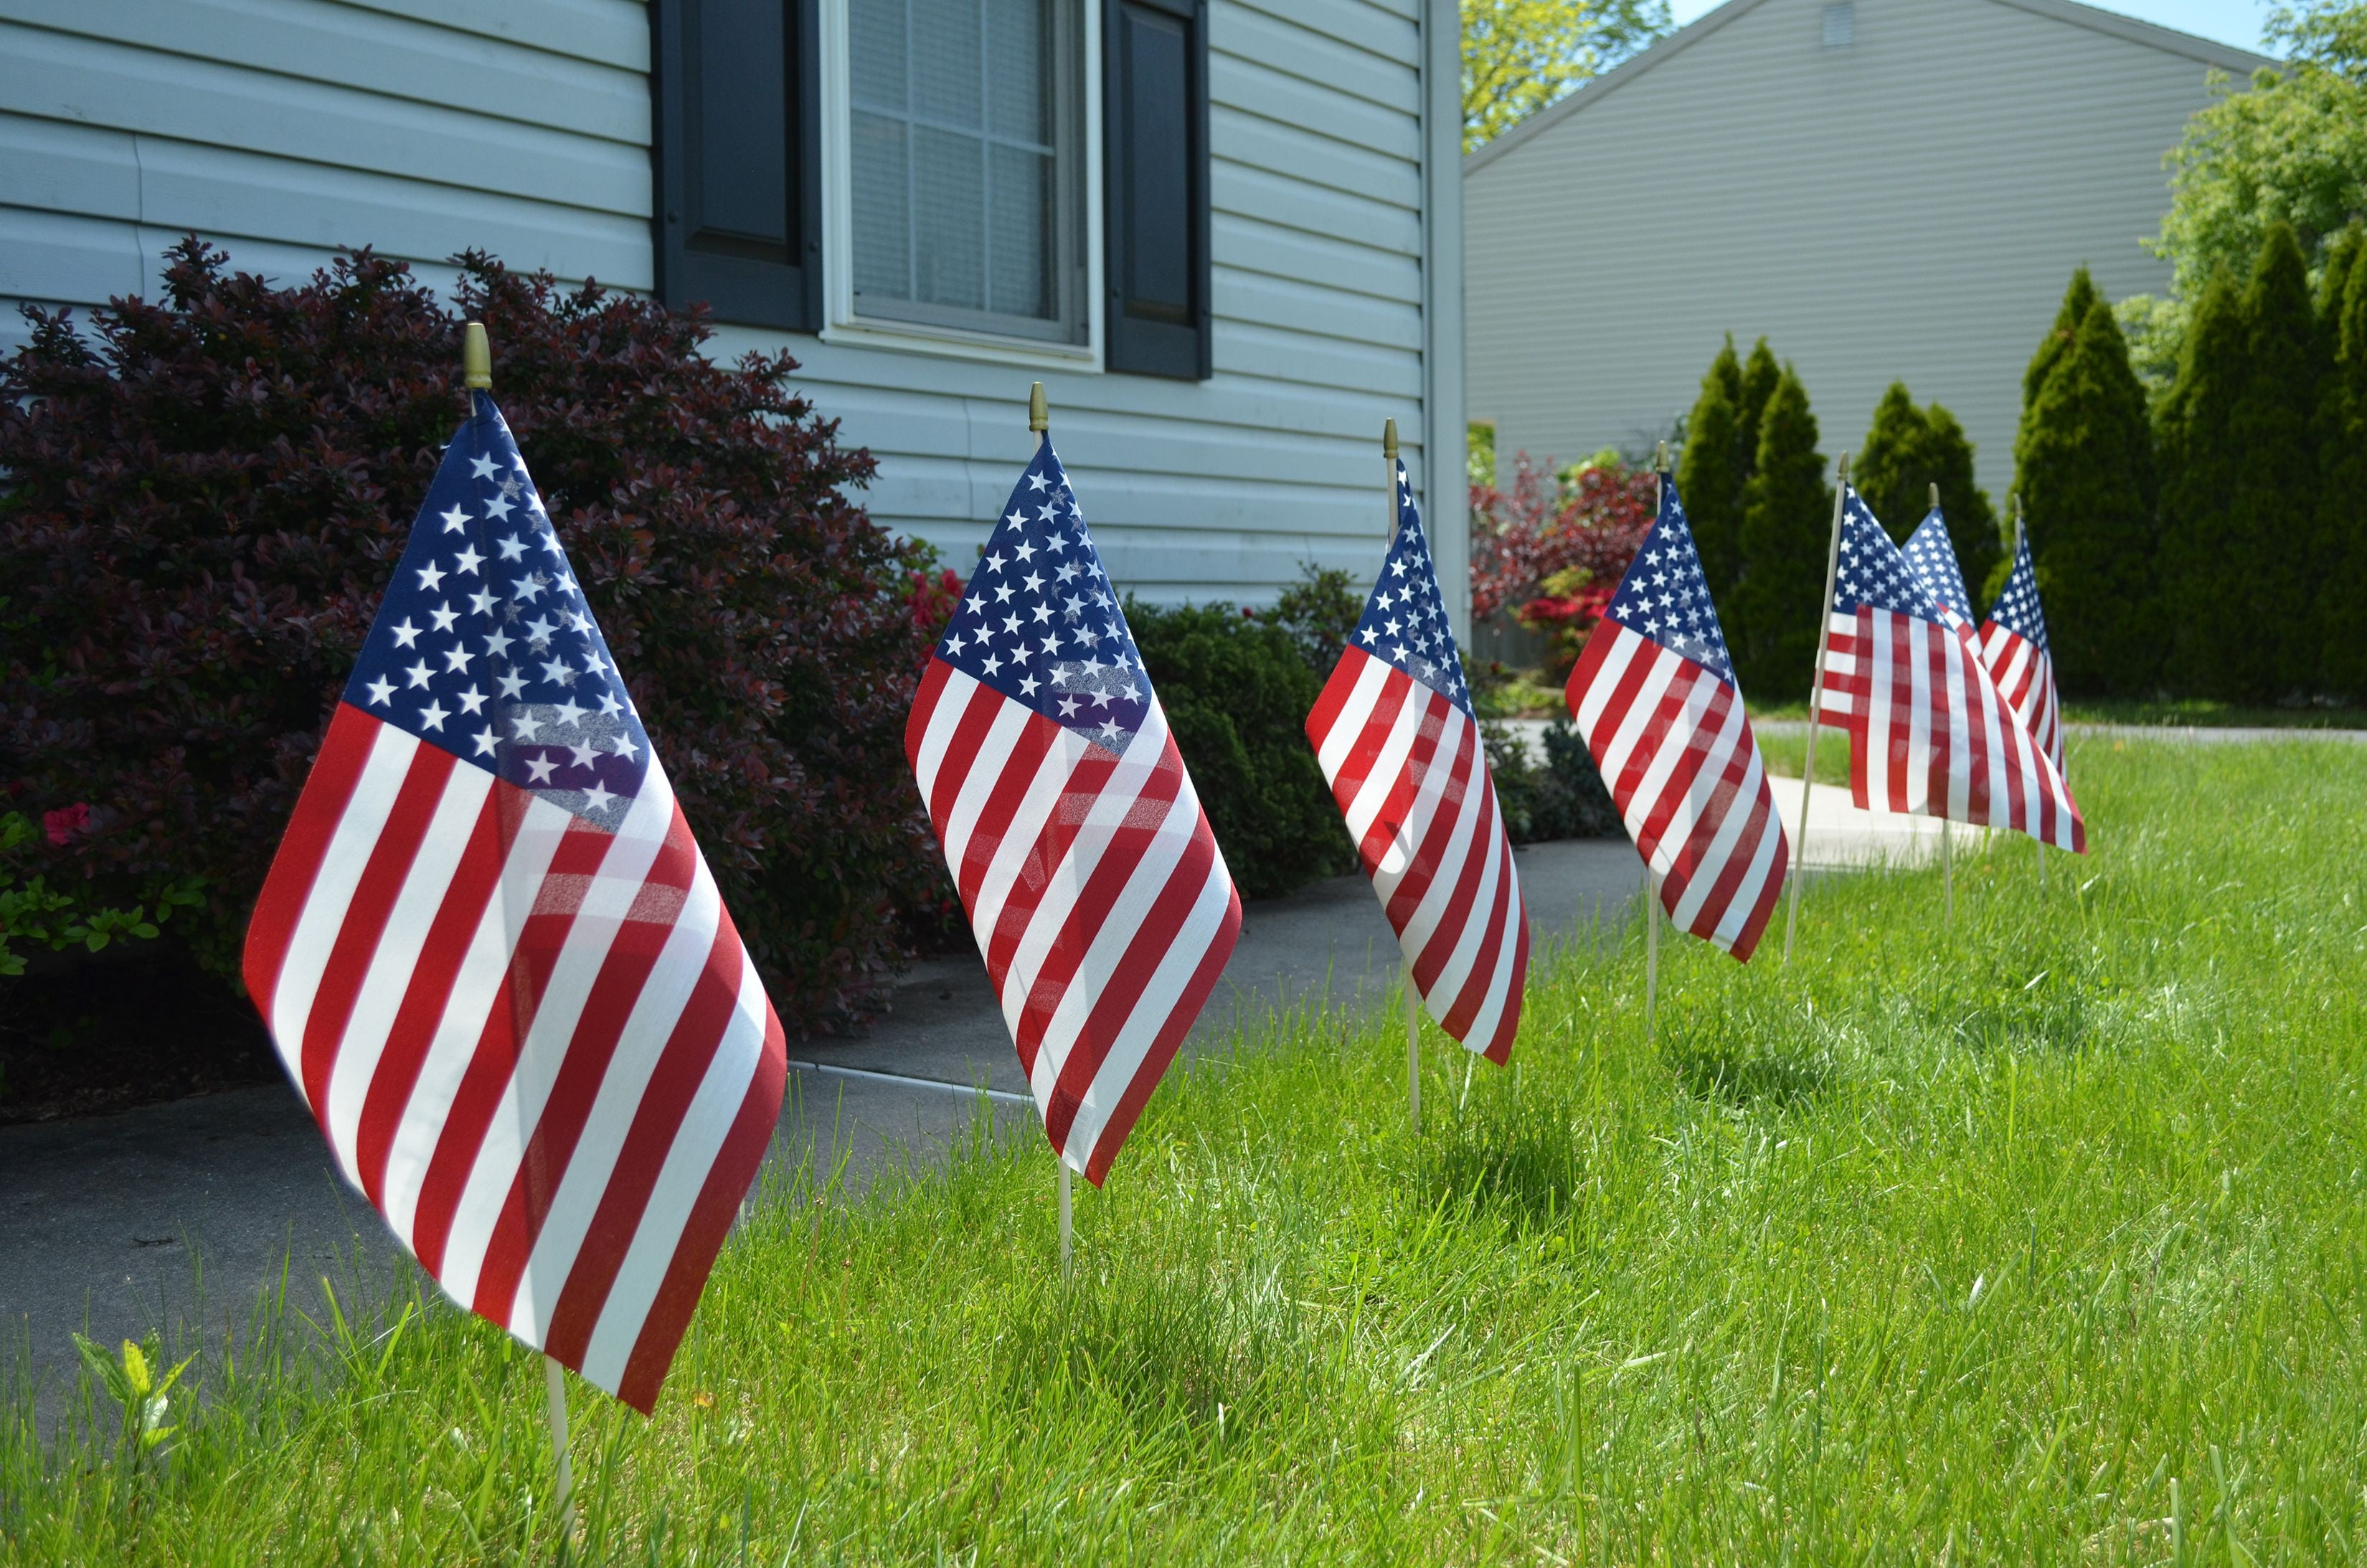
0;0;1463;621
1463;0;2271;509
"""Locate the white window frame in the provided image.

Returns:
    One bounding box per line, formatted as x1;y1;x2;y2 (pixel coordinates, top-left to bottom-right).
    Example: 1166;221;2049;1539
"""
818;0;1106;369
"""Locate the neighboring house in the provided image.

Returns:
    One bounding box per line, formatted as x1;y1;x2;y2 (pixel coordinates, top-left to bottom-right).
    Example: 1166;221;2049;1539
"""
0;0;1465;623
1464;0;2273;500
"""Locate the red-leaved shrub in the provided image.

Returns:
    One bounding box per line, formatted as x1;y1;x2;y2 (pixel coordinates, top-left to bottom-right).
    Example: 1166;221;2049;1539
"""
0;240;944;1035
1470;453;1655;673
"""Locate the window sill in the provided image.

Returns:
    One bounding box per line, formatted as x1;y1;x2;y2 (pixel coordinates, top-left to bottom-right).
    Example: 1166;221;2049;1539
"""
818;316;1103;372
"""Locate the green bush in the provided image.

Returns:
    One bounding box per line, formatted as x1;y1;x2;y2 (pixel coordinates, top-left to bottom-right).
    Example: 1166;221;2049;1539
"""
1728;364;1832;704
2324;226;2367;699
1854;382;2000;595
1125;600;1357;900
1485;718;1621;844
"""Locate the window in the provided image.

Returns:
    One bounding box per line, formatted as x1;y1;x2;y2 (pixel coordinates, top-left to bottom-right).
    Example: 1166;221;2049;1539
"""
653;0;1210;376
847;0;1087;343
1822;2;1853;48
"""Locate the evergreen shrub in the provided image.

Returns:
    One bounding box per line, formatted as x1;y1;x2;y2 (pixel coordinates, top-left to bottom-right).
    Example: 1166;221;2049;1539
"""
1728;364;1832;704
2016;293;2159;696
2323;227;2367;698
1125;600;1359;900
0;240;943;1042
1854;382;2000;594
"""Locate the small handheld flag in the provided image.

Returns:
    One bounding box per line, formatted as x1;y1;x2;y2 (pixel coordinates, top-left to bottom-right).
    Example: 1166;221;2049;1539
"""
904;413;1242;1186
1306;456;1528;1063
1901;506;1978;639
242;348;787;1414
1815;487;2084;852
1978;521;2064;772
1565;468;1790;961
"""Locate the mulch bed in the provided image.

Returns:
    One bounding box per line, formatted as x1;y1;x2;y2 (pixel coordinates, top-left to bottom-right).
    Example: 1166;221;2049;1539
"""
0;945;281;1124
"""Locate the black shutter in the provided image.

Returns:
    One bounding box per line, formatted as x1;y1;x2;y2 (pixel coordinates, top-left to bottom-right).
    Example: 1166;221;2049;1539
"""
652;0;821;332
1103;0;1210;379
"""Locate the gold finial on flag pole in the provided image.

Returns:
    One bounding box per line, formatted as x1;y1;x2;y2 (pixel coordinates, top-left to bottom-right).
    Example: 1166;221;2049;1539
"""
1929;481;1940;511
463;321;492;390
1655;439;1669;471
1382;417;1399;462
1029;381;1049;433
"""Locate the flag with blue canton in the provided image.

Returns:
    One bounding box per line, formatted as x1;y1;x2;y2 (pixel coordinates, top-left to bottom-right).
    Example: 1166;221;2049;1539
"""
345;400;653;816
926;443;1151;752
906;435;1241;1186
1815;486;2082;850
1308;459;1527;1059
1901;508;1975;635
1565;472;1788;961
244;387;788;1414
1978;527;2064;769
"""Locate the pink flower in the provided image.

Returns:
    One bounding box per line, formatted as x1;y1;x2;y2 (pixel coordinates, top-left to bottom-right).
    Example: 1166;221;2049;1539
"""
42;803;89;846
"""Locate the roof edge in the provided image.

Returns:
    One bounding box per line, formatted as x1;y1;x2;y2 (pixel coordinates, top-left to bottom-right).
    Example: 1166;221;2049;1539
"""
1463;0;1782;176
1464;0;2282;179
1985;0;2279;74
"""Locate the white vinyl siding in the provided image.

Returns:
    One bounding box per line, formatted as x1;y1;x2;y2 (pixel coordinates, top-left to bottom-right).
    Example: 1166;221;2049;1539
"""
1464;0;2273;501
0;0;1458;618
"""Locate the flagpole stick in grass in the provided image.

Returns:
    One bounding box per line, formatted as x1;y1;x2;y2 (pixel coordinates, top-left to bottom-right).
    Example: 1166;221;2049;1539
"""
1782;452;1851;964
1643;443;1667;1041
1028;379;1076;1272
1382;416;1423;1136
2013;496;2044;895
1932;482;1954;924
466;320;583;1548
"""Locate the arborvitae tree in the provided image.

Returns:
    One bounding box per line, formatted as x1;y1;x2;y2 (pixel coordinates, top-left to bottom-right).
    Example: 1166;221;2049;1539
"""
2316;224;2361;322
1678;336;1747;600
2228;223;2330;696
1729;364;1833;703
2016;268;2099;498
1737;336;1780;458
2022;301;2158;696
1855;382;2002;593
2321;235;2367;699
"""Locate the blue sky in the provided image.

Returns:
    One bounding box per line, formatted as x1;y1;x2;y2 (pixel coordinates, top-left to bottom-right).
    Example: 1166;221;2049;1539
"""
1665;0;2275;53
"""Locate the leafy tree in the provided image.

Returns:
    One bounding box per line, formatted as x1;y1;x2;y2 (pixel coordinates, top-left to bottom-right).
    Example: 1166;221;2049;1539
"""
1728;365;1832;704
1677;336;1746;600
2024;301;2160;696
2125;2;2367;374
2323;231;2367;696
1854;382;2000;593
1462;0;1670;151
1737;336;1780;454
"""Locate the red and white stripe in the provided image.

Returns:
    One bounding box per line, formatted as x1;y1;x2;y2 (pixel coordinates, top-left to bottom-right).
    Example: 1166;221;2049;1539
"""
243;702;785;1413
904;658;1242;1184
1567;620;1790;961
1818;608;2084;852
1977;621;2064;771
1306;650;1529;1061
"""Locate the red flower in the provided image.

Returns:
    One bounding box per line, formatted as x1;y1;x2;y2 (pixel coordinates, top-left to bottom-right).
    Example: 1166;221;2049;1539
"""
43;802;90;846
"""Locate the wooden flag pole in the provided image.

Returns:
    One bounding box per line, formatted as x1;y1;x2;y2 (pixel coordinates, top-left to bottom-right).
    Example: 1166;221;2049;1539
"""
1643;443;1667;1042
1384;417;1422;1135
475;321;577;1552
1782;453;1851;965
2013;496;2045;895
544;1355;576;1543
1932;482;1954;925
1033;381;1073;1273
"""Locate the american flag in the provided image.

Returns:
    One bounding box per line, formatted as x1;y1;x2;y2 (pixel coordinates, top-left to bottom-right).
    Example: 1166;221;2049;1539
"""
1565;471;1790;961
1978;530;2064;770
904;440;1241;1185
1901;507;1978;640
242;392;785;1414
1306;461;1528;1061
1816;487;2084;851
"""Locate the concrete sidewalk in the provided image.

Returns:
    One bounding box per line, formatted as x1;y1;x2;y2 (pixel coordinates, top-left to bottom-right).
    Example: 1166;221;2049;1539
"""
0;837;1645;1403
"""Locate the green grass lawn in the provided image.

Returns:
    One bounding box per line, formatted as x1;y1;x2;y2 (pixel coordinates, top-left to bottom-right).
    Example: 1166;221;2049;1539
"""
8;741;2366;1564
1745;697;2367;731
